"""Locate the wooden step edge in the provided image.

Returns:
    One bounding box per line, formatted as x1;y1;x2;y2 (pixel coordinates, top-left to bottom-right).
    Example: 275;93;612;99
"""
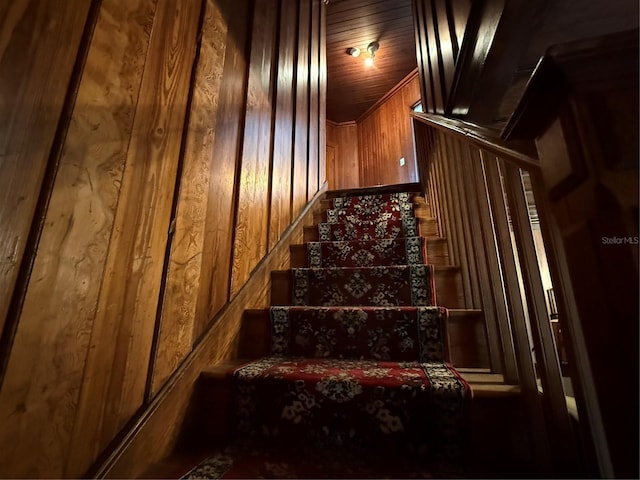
324;183;423;199
293;234;447;246
456;368;521;398
200;361;246;379
274;264;461;273
448;308;483;317
200;361;520;399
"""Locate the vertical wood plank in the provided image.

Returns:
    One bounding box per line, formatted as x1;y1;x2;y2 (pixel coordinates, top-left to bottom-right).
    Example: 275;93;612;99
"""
318;0;327;188
472;152;519;382
269;0;298;250
150;0;230;396
435;0;455;94
92;0;201;454
451;139;482;308
413;0;434;113
451;0;471;50
0;0;91;342
433;132;457;265
306;0;320;200
443;136;473;307
461;145;504;372
231;0;278;295
292;0;310;217
501;160;578;471
0;0;159;477
193;0;251;335
424;0;444;113
483;152;552;476
326;122;359;190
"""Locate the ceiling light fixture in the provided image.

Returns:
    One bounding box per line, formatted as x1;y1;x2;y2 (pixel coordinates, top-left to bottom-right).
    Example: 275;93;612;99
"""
365;41;379;67
347;47;360;57
367;41;379;59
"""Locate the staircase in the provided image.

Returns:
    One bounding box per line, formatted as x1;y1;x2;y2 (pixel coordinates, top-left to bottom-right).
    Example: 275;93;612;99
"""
142;185;532;479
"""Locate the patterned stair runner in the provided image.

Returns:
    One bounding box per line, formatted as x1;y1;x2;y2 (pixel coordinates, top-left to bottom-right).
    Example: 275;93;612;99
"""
184;191;470;479
306;236;428;267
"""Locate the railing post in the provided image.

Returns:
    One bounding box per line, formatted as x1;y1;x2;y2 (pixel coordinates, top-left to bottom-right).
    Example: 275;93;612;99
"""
482;152;552;476
500;160;579;474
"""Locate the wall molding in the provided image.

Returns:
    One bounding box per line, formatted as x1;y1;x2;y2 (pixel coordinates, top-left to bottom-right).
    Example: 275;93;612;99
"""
327;119;357;128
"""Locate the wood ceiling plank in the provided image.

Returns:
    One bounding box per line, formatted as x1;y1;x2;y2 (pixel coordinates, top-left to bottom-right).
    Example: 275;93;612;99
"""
326;0;417;122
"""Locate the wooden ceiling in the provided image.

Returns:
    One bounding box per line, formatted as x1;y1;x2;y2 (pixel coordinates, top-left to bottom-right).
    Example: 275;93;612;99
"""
326;0;417;123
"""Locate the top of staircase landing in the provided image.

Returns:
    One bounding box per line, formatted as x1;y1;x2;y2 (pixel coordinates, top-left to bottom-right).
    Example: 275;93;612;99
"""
324;182;423;199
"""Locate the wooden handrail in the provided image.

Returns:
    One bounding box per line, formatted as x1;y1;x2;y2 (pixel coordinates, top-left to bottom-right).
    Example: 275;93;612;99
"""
410;112;540;170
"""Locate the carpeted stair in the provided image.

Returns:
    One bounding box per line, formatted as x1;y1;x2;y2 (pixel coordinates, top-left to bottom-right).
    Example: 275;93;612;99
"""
182;190;472;478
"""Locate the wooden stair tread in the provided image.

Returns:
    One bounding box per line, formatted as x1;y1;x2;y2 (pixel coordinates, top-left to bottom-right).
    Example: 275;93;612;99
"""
271;264;461;274
200;361;519;398
457;368;521;398
323;183;423;199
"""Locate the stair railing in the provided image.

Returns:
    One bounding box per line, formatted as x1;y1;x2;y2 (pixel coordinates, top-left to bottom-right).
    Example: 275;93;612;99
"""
411;112;579;476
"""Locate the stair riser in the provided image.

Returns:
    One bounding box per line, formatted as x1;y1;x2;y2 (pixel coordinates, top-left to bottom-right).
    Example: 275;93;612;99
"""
271;267;463;308
318;202;432;220
303;217;438;242
290;238;448;268
238;309;489;368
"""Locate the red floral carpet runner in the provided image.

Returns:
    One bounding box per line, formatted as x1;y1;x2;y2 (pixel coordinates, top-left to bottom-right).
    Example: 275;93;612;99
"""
291;265;435;306
318;216;419;241
306;236;428;267
184;191;470;478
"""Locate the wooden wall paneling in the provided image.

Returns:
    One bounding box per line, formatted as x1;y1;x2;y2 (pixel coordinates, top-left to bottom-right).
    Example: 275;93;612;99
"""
0;0;91;349
433;132;457;266
0;0;203;475
401;77;422;181
410;120;428;193
472;152;519;382
434;0;455;96
500;160;578;472
423;127;444;239
318;0;327;188
423;0;445;113
448;0;471;57
460;145;503;372
445;137;474;308
94;187;327;480
325;121;337;189
413;0;434;113
0;0;157;477
358;118;368;185
85;0;201;459
482;152;552;476
307;0;320;200
292;0;311;217
150;0;231;397
451;138;482;308
231;0;278;295
357;75;421;187
326;144;337;189
357;119;369;185
440;135;473;307
269;0;298;250
330;122;359;189
192;0;252;337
